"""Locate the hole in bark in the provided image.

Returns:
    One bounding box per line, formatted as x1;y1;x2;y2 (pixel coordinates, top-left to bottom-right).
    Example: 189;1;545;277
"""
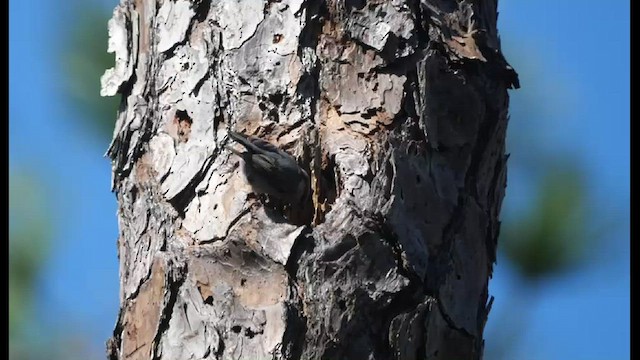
244;327;262;338
175;110;193;143
269;92;284;106
273;33;283;43
338;299;346;311
130;185;139;203
269;108;280;122
240;278;246;286
416;174;421;184
314;153;339;224
361;108;377;119
231;325;242;334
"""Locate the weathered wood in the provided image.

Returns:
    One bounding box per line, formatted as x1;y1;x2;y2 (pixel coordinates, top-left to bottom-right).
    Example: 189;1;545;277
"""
102;0;518;359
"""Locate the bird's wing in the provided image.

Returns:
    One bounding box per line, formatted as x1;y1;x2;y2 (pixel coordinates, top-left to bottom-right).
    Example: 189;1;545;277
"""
250;137;283;155
250;153;293;193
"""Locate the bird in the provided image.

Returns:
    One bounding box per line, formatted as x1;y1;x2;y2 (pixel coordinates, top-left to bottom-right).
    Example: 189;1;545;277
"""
227;130;309;206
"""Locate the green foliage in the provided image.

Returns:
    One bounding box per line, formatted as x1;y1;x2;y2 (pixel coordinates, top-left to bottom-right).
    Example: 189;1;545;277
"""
9;171;98;360
9;170;53;360
501;163;592;280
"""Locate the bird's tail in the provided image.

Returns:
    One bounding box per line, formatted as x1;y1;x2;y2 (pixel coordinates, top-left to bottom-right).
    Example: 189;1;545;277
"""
228;130;263;154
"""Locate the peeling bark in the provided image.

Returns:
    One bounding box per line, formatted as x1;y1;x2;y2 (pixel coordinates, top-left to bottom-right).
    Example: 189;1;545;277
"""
103;0;518;359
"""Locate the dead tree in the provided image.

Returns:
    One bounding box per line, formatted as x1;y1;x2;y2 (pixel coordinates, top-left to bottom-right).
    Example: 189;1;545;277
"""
102;0;518;359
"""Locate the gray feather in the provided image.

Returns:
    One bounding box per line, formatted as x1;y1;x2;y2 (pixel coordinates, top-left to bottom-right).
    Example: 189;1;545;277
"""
227;130;309;204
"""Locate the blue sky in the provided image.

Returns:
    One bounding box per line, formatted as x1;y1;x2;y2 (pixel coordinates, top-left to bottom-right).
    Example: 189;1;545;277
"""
9;0;629;358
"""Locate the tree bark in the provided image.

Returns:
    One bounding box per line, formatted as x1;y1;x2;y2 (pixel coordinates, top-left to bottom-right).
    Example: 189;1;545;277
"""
102;0;518;359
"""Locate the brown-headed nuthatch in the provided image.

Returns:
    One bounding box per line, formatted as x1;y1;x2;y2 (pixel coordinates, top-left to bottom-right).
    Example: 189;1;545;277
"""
227;130;309;206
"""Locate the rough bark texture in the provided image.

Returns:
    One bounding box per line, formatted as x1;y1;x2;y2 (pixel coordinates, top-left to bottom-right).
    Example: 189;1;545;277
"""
102;0;518;359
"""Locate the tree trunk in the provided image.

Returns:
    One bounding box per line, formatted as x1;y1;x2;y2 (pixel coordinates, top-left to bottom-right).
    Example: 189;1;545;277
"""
101;0;518;359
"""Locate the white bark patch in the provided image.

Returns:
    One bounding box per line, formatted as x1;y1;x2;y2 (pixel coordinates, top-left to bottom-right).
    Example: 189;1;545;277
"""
222;0;304;103
160;140;209;200
182;156;248;242
101;5;137;96
262;304;288;354
250;208;307;265
156;48;218;200
179;249;289;359
149;133;176;182
159;284;221;359
224;303;285;359
119;191;156;299
213;0;264;50
179;97;216;142
158;45;210;98
156;0;196;53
